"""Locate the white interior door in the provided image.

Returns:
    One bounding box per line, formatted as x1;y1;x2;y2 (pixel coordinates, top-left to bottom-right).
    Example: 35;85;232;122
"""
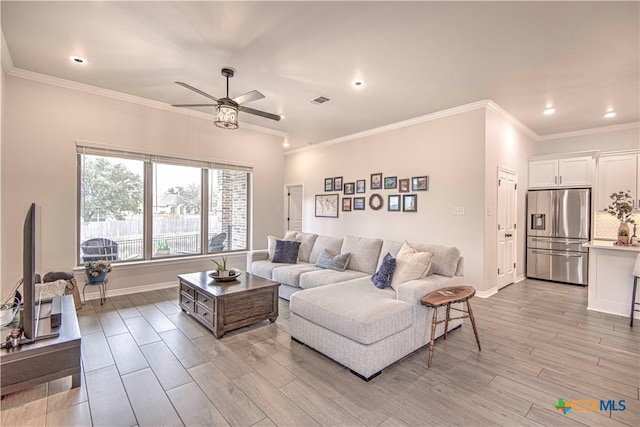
287;185;303;232
497;169;517;289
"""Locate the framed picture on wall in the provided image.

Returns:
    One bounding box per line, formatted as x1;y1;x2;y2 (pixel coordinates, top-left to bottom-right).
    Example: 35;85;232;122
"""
356;179;366;193
411;176;429;191
353;197;366;210
384;176;397;189
388;195;401;211
333;177;343;191
342;197;352;211
370;173;382;189
315;194;339;218
344;182;355;195
324;178;333;192
399;178;410;193
403;194;417;212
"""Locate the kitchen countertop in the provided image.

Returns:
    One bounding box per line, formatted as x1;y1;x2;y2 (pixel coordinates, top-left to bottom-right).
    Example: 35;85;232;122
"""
584;240;640;252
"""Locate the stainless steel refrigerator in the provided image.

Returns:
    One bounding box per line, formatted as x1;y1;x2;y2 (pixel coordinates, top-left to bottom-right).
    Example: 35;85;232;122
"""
526;188;590;285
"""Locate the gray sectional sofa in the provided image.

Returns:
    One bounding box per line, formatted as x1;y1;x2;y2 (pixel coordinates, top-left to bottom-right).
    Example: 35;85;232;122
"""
246;233;466;380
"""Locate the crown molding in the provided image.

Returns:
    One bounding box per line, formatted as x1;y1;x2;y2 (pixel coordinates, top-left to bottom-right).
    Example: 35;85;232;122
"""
6;67;287;138
486;100;539;141
285;100;493;156
1;29;14;73
537;121;640;141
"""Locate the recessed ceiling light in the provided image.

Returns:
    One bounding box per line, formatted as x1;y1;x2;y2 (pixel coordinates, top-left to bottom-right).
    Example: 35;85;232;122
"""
282;141;290;148
68;54;87;64
352;80;365;88
279;114;286;120
543;107;556;116
604;111;617;118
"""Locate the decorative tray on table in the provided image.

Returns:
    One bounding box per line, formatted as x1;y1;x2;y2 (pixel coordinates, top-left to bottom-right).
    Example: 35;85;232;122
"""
208;269;241;282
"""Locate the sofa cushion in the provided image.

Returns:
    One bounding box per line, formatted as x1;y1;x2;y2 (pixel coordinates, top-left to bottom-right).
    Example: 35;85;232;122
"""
390;243;433;290
290;279;412;345
409;242;461;277
267;231;297;260
295;232;319;263
316;249;351;271
340;235;383;274
372;253;396;289
299;269;369;289
272;263;320;288
273;240;301;263
309;236;344;263
378;239;461;277
251;260;287;280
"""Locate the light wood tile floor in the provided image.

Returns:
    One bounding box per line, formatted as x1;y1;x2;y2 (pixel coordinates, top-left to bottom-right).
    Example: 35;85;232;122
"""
1;279;638;426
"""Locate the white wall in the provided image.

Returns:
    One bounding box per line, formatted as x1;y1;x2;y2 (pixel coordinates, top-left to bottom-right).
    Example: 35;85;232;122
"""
484;108;538;288
535;125;639;155
284;108;490;292
1;75;285;300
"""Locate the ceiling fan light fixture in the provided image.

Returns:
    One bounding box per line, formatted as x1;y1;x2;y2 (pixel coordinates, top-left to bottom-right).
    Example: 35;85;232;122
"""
214;103;239;130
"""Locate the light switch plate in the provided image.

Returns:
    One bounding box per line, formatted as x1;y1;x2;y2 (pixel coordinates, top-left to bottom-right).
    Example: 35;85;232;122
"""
453;207;465;215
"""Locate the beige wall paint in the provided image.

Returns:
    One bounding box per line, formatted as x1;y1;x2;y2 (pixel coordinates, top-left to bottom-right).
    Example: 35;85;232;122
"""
284;108;490;291
484;109;538;289
535;126;639;155
1;75;284;299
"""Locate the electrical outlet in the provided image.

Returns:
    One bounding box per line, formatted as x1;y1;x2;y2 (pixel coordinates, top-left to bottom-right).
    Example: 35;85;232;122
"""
453;207;465;215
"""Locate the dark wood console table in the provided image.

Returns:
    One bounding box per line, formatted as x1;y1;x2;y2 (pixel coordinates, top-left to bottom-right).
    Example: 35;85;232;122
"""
1;295;81;396
178;271;280;338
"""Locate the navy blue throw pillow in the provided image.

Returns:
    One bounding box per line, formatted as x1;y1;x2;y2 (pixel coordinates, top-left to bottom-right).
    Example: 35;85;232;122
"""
272;240;301;264
371;253;396;289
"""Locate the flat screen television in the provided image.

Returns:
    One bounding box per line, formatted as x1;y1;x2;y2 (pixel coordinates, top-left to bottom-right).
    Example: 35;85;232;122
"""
21;203;38;339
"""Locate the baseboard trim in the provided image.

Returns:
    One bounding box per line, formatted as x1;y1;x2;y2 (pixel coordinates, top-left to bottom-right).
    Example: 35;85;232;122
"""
515;274;526;283
475;287;498;298
83;281;177;301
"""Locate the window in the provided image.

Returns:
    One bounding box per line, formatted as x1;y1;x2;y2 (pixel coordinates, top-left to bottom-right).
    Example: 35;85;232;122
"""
153;163;201;258
77;146;251;264
79;155;144;261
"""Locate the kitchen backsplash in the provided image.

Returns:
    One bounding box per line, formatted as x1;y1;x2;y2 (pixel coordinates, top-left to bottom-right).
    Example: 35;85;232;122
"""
594;211;640;239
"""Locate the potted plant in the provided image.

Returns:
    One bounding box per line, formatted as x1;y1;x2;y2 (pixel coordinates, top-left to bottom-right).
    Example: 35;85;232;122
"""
605;190;635;244
156;240;170;255
212;256;228;277
85;260;112;283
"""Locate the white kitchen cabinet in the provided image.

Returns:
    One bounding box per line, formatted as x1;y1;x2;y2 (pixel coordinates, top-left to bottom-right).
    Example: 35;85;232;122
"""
529;156;594;189
597;153;639;211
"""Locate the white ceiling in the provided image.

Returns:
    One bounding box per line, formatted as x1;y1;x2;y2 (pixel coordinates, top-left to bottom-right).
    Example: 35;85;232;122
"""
2;1;638;150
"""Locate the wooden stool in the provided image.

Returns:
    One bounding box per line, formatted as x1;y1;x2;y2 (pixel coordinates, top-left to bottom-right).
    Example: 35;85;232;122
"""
420;285;481;368
631;254;640;327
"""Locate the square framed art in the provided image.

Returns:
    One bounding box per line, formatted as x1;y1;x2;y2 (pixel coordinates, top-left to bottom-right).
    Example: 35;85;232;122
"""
315;194;339;217
370;173;382;190
388;195;401;211
384;176;397;189
342;197;352;211
411;176;429;191
403;194;417;212
344;182;355;195
333;177;343;191
324;178;333;192
353;197;366;210
399;178;410;193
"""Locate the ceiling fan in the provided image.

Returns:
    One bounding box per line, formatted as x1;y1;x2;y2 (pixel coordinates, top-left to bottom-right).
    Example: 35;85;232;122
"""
172;68;281;130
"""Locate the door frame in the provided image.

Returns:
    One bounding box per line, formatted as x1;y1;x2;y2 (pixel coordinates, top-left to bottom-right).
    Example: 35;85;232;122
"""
284;183;304;233
497;166;518;289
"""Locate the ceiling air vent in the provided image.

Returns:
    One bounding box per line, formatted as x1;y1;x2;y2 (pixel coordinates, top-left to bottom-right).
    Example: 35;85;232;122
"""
310;96;330;105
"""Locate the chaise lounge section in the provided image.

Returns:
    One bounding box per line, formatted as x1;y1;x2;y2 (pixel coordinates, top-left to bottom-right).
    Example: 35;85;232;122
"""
247;233;465;379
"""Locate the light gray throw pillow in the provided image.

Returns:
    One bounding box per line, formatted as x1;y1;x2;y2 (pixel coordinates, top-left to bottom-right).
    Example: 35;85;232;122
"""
315;249;352;271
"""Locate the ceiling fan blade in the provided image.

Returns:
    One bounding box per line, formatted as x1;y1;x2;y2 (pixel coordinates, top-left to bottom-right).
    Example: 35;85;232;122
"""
175;82;219;102
171;103;217;108
239;105;282;121
232;90;265;105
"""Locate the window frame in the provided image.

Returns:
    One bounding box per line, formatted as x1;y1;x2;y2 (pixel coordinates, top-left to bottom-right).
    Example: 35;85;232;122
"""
76;145;252;266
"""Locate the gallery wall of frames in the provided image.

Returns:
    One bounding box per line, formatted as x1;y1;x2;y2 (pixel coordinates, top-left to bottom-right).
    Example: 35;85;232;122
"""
316;173;429;218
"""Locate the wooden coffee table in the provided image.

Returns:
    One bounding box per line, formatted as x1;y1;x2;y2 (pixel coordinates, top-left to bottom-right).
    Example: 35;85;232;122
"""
177;271;280;338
